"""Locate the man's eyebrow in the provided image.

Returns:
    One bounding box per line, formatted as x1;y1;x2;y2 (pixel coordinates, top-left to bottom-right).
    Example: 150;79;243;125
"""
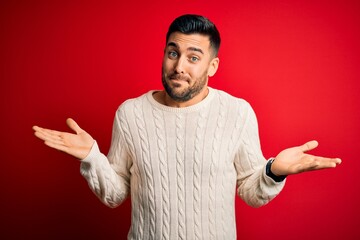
188;47;204;55
167;42;204;55
167;42;179;48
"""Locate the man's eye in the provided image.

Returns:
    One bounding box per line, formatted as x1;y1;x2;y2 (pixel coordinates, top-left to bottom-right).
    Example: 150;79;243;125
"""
190;56;199;62
168;51;178;58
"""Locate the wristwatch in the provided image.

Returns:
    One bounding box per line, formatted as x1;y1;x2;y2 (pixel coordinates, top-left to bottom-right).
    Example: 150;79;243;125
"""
266;158;287;182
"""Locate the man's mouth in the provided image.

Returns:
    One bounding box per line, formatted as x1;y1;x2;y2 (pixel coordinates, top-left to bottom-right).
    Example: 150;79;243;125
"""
169;75;189;82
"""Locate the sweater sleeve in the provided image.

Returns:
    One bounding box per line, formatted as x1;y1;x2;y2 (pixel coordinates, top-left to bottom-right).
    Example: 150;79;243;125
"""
80;108;132;208
234;102;285;208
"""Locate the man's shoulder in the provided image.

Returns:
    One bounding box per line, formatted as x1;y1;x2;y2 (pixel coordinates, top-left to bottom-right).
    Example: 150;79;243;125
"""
116;90;153;113
212;88;251;108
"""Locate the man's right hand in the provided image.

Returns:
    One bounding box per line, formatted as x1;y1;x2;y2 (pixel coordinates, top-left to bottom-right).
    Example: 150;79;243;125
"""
33;118;94;160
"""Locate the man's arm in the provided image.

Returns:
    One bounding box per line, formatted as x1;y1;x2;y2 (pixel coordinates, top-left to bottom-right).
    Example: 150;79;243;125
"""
33;117;131;208
235;102;286;208
235;101;341;208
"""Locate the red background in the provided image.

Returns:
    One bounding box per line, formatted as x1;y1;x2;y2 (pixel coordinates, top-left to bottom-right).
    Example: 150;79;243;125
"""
1;0;359;239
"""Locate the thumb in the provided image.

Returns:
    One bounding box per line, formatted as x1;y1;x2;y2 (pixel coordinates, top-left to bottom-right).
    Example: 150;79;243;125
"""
66;118;83;134
299;140;319;153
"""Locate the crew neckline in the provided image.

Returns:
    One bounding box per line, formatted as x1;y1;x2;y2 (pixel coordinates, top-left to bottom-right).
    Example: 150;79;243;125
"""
146;87;215;113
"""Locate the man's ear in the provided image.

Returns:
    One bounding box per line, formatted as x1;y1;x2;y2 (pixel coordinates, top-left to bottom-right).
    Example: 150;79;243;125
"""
208;57;220;77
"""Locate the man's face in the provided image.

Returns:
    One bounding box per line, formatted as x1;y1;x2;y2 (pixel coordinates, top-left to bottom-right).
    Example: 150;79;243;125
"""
162;32;219;102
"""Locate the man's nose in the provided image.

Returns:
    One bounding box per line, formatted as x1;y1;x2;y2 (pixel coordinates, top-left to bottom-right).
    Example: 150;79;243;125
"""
174;57;185;74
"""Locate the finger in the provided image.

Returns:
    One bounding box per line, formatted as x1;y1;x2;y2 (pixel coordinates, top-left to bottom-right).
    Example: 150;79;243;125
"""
34;131;66;147
33;126;63;141
66;118;83;135
34;130;50;141
313;156;342;167
300;156;342;172
299;140;319;153
33;126;60;136
335;158;342;164
33;126;52;135
44;140;69;153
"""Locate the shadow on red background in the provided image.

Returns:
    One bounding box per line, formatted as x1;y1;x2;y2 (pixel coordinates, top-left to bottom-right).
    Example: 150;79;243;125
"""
1;0;359;239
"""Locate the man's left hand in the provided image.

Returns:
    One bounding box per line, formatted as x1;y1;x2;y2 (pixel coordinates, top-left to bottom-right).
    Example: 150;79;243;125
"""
271;140;341;176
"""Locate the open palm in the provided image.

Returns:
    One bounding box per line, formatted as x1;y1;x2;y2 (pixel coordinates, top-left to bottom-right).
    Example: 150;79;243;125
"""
33;118;94;159
271;140;341;176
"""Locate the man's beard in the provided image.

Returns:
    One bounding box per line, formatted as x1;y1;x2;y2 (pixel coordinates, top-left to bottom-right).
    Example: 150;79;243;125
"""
162;69;208;103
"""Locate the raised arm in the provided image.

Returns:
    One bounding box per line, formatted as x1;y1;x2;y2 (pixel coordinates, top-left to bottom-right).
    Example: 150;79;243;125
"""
32;118;94;159
33;115;131;208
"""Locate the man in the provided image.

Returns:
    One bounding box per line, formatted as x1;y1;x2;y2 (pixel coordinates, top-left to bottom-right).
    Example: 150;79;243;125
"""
33;14;341;239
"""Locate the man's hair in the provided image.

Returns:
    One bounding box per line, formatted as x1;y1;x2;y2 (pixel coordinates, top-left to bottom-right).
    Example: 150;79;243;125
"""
166;14;221;57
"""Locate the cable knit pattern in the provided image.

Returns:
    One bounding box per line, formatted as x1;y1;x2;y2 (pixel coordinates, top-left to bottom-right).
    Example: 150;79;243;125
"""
208;93;227;240
176;113;186;240
134;98;155;238
153;108;170;240
80;87;286;240
117;108;144;238
222;104;246;239
193;108;207;240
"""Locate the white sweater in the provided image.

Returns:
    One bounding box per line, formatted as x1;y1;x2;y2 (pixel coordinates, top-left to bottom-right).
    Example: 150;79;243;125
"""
80;87;285;240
